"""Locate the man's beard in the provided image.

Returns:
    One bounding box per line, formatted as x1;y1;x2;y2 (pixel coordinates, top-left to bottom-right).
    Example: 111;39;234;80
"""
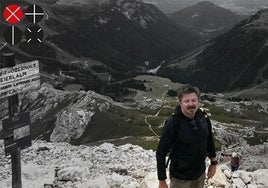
187;105;196;114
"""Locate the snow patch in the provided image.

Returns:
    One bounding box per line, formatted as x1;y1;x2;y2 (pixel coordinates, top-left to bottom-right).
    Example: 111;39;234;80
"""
97;17;110;25
192;12;199;19
117;1;158;29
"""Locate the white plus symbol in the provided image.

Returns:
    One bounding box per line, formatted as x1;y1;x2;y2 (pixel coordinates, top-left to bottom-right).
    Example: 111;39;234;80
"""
25;4;44;24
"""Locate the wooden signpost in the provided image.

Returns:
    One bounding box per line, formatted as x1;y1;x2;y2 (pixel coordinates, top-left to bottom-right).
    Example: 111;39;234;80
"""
0;53;40;188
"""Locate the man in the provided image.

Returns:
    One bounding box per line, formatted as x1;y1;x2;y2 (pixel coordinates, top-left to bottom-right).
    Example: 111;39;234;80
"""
156;85;217;188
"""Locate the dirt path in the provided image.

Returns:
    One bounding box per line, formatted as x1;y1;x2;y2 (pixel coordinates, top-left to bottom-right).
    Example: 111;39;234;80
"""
144;89;171;137
144;107;163;137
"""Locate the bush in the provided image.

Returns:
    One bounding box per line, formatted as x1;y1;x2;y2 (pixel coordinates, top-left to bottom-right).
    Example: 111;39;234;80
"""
167;89;177;97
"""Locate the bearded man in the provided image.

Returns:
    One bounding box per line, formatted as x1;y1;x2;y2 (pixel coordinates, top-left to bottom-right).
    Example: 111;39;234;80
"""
156;85;217;188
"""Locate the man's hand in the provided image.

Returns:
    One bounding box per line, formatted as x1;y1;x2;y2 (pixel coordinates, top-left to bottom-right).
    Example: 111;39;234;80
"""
159;180;168;188
207;164;216;179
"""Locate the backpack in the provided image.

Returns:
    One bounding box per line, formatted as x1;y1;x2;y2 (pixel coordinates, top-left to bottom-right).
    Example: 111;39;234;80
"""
231;155;241;166
165;108;211;168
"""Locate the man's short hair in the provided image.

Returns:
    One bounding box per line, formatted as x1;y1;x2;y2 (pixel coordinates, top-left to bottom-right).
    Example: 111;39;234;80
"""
177;84;201;101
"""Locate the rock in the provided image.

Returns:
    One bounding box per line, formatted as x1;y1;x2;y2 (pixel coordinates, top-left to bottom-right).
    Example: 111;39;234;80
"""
240;171;251;184
232;171;240;178
232;177;245;188
264;142;268;154
140;171;170;188
251;169;268;186
140;172;159;188
98;142;116;153
106;173;125;187
77;175;109;188
56;166;82;181
224;169;232;179
1;139;268;188
50;90;112;143
135;98;162;110
36;146;50;152
247;184;259;188
207;166;230;187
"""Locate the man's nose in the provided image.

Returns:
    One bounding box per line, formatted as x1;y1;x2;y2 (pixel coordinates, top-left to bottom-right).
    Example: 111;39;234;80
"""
189;101;194;106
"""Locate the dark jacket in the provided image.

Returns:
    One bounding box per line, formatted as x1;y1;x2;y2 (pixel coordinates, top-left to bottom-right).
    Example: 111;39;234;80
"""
156;106;216;180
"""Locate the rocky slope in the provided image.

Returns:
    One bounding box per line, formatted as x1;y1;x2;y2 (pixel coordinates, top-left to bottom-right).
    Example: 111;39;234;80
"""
0;83;157;144
1;80;267;145
0;140;156;188
158;8;268;92
0;140;267;188
44;0;199;68
0;79;267;187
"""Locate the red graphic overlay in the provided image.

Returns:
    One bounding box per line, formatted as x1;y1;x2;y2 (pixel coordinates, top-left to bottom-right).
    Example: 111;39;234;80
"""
3;4;23;24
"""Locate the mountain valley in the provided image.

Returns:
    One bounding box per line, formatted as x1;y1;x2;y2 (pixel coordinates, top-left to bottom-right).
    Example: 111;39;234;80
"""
0;1;267;187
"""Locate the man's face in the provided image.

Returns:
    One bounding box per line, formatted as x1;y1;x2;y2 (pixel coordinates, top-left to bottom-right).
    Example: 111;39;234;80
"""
179;92;199;119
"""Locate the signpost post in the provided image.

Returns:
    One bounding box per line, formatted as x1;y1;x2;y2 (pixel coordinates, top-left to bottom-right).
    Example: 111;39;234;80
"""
0;53;40;188
2;53;22;188
1;1;44;186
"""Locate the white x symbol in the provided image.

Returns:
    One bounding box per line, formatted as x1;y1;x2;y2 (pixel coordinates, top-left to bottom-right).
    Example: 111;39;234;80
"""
6;7;21;22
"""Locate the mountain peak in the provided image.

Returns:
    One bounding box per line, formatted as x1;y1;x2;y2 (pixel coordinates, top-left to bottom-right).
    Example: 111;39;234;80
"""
197;1;215;6
169;1;241;39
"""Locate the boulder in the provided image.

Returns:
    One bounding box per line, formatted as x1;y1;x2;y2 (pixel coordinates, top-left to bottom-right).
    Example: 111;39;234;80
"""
207;166;230;187
251;169;268;186
232;177;245;188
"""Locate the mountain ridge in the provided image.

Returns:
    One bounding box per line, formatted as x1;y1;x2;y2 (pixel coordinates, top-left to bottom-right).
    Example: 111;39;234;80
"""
0;0;200;99
158;8;268;92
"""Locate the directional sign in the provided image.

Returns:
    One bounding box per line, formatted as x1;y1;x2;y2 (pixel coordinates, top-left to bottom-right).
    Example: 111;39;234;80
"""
0;60;40;99
0;75;40;99
2;112;31;155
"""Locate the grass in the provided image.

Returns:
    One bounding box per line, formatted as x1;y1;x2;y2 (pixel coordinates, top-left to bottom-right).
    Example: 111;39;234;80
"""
245;132;268;146
168;101;179;108
158;107;174;117
214;137;222;151
224;82;268;101
70;98;230;151
133;75;183;101
147;116;167;127
110;137;159;151
72;74;265;150
203;103;247;125
71;93;253;151
72;105;157;145
140;107;160;115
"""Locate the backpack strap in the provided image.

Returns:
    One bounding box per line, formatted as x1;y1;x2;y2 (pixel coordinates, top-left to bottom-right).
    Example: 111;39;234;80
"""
165;113;179;168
